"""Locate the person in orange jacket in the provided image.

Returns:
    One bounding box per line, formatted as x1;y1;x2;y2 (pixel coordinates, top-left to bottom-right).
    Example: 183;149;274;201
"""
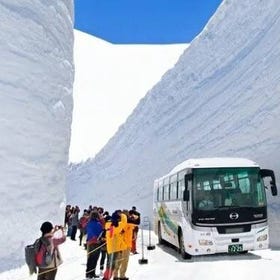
102;210;127;280
113;210;136;280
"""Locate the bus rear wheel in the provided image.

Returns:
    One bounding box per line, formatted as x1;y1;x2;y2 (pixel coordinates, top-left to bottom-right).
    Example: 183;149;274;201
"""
178;232;192;259
239;250;248;254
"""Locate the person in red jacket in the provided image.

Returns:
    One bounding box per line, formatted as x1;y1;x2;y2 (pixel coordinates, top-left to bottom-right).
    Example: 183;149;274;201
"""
78;209;90;246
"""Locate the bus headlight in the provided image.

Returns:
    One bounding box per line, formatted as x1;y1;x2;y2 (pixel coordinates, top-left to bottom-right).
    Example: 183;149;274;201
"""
199;239;213;246
257;234;268;242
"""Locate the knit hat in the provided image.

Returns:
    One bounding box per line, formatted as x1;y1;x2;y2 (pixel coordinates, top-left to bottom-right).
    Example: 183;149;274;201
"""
40;221;53;235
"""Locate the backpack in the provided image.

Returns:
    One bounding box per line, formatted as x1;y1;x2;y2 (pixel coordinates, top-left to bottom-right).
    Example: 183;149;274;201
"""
78;216;88;230
25;237;53;275
24;238;41;275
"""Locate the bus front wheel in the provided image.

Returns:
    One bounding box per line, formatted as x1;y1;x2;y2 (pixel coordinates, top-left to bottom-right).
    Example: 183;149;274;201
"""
178;231;192;259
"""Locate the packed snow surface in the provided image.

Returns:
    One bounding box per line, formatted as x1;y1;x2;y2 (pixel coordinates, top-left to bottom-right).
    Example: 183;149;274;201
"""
1;230;280;280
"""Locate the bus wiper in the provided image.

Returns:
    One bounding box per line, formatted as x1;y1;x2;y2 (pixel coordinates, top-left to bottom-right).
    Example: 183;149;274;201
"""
217;205;240;209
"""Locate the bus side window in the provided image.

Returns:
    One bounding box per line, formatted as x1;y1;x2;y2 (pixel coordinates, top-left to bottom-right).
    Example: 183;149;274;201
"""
163;177;169;200
158;186;163;201
178;170;187;199
158;180;164;201
170;174;178;200
163;184;170;200
178;179;185;199
170;181;178;200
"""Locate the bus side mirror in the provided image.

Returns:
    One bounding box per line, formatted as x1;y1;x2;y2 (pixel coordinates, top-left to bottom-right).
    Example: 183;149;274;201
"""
185;173;193;182
183;190;190;201
260;169;278;196
271;184;277;196
184;173;193;188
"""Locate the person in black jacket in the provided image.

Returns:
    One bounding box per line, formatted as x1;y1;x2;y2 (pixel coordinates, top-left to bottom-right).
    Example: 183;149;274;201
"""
129;206;141;254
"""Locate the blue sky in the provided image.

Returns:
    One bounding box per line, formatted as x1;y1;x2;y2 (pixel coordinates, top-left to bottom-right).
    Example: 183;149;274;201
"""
74;0;222;44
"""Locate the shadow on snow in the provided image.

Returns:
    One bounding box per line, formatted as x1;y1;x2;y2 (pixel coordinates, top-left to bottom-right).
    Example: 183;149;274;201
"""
156;242;262;263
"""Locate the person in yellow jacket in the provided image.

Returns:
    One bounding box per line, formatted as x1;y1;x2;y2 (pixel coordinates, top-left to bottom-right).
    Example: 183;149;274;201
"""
113;210;136;280
102;210;127;280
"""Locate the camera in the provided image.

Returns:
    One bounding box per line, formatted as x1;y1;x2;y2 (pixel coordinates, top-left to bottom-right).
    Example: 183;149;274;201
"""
55;225;63;230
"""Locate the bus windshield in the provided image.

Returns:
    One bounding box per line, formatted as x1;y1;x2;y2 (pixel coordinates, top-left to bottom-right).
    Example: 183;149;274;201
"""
192;167;267;210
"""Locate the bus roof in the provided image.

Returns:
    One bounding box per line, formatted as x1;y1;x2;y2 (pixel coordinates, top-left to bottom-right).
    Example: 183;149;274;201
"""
171;157;259;173
156;158;259;182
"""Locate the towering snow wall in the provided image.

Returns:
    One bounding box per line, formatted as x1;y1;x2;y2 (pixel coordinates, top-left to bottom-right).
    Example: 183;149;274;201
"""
0;0;74;271
68;0;280;246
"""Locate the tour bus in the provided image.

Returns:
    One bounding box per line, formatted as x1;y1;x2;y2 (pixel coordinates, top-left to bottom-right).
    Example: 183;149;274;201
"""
153;158;277;259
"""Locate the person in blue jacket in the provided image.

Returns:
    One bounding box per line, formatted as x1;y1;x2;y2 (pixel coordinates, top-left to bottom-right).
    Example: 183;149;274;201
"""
85;211;104;279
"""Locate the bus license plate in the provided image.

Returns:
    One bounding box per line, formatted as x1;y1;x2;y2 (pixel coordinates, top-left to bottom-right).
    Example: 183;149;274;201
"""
228;244;243;253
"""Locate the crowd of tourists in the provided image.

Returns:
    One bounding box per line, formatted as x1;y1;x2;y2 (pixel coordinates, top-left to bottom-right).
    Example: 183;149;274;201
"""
64;204;141;280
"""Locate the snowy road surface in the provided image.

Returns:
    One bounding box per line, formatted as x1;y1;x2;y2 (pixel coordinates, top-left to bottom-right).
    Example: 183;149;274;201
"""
1;230;280;280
